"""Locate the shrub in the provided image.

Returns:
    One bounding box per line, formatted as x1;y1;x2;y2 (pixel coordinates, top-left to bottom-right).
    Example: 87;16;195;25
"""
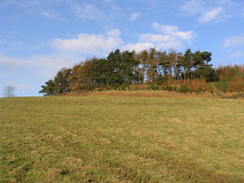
147;84;160;90
163;85;177;91
155;75;167;85
217;65;244;81
178;85;191;93
194;87;204;93
189;79;209;92
228;77;244;92
117;85;130;91
215;81;228;92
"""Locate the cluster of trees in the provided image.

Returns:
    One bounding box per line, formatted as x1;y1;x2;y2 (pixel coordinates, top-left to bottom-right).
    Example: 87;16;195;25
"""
215;65;244;92
40;48;220;96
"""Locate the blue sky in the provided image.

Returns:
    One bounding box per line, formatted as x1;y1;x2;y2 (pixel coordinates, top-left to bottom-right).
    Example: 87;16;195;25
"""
1;0;244;96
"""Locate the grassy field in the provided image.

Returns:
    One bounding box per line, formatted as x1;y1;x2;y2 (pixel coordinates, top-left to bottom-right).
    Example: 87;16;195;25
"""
0;94;244;183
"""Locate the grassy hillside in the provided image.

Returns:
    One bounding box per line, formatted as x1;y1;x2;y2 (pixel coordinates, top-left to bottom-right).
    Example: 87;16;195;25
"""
0;95;244;183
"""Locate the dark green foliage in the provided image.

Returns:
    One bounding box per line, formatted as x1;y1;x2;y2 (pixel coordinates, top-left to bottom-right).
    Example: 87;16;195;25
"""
204;68;219;82
91;58;109;87
178;85;191;93
147;84;160;90
39;48;241;95
163;85;177;91
215;81;229;92
39;68;71;96
182;49;194;83
105;49;140;86
39;80;57;96
155;75;167;85
54;68;71;94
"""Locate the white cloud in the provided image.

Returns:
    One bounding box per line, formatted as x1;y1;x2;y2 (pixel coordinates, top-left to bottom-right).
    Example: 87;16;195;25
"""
1;22;194;79
152;23;178;33
199;7;224;23
71;3;107;21
136;34;183;51
0;0;64;20
68;0;122;22
39;9;62;20
229;50;244;58
129;13;141;21
181;0;229;23
139;34;173;43
0;52;82;96
181;0;205;15
51;29;123;55
224;35;244;47
0;54;81;77
151;23;195;40
2;0;41;8
0;0;122;23
123;42;155;52
123;22;195;52
0;30;122;79
224;34;244;60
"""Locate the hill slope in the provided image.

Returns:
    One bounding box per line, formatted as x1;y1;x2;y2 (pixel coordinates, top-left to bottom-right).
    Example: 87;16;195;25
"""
0;96;244;183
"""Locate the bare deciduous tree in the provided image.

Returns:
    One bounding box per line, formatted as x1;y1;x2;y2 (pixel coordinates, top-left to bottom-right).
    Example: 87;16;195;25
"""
3;86;15;97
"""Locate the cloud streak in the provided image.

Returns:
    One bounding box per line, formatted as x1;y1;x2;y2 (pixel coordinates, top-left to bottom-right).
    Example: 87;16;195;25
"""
224;35;244;47
0;54;81;78
229;50;244;58
198;7;224;23
0;0;63;20
129;13;141;21
0;0;119;22
224;34;244;60
124;22;195;52
51;29;123;55
71;3;108;21
180;0;232;23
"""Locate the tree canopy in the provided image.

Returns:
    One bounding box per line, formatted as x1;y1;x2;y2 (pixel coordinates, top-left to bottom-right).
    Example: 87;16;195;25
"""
39;48;221;96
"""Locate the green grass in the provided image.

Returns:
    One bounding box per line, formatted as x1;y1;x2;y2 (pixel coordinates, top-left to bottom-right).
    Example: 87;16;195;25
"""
0;96;244;183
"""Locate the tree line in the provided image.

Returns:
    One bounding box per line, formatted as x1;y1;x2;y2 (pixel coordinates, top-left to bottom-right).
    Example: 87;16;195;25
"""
40;48;244;96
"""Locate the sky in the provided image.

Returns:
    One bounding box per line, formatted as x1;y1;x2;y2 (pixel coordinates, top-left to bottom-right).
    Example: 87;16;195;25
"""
1;0;244;97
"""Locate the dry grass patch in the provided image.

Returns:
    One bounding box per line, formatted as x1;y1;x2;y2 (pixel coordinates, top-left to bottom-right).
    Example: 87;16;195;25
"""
74;90;215;98
0;96;244;182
